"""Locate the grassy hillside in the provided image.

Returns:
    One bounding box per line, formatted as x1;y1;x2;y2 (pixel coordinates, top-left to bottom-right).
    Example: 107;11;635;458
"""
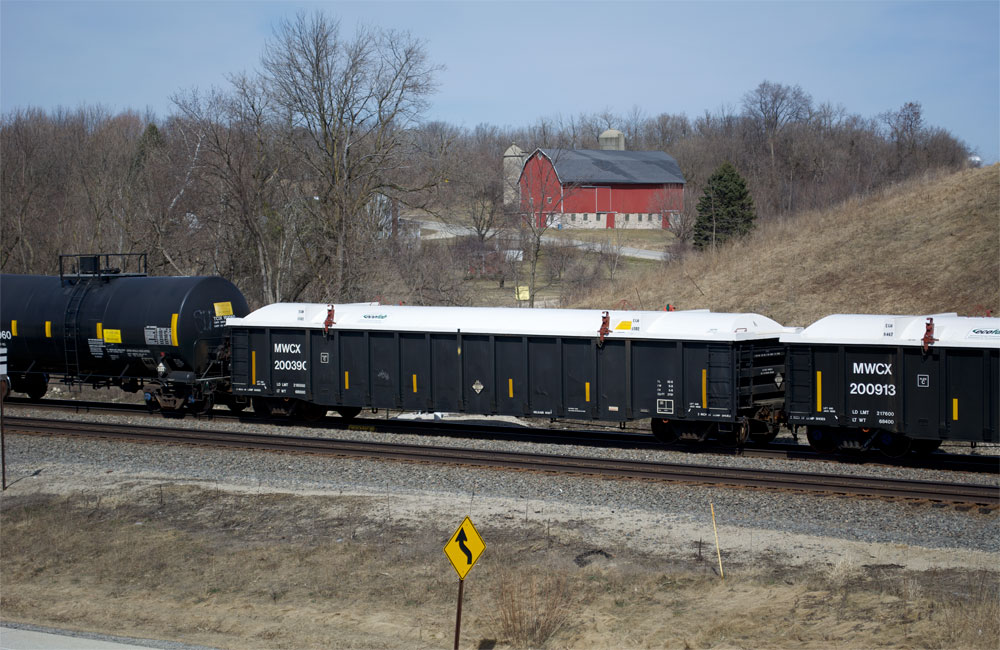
580;165;1000;326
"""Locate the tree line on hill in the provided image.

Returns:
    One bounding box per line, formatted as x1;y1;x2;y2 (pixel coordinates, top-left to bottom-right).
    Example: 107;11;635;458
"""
0;11;972;308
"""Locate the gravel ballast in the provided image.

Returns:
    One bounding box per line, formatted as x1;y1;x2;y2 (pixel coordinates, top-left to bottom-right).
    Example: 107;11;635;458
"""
3;405;998;562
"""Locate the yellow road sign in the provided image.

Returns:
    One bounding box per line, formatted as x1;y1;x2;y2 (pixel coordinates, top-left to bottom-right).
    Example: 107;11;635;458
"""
444;516;485;580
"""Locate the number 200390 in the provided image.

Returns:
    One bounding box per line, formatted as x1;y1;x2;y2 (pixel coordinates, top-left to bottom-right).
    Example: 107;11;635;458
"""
274;360;308;371
849;382;896;396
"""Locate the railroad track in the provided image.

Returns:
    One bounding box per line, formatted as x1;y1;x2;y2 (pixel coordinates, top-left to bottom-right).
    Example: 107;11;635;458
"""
3;415;997;506
4;397;998;475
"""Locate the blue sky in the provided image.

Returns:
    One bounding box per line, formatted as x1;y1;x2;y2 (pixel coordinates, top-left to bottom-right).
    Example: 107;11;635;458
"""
2;1;998;162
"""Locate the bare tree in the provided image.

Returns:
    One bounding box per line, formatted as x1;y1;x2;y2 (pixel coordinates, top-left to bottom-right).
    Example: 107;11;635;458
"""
173;76;316;305
261;11;443;300
742;80;813;170
515;149;582;307
599;218;630;283
446;135;506;245
1;109;54;271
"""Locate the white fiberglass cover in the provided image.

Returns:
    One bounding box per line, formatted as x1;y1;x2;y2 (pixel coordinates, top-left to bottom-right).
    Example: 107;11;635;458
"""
228;303;790;342
780;314;1000;349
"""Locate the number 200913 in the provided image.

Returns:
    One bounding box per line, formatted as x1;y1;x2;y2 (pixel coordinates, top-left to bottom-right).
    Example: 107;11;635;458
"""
849;382;896;396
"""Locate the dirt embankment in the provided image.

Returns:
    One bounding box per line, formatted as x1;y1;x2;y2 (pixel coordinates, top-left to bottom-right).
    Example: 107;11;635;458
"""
586;165;1000;325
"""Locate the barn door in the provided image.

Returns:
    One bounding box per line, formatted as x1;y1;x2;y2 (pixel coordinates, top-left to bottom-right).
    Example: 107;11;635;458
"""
595;187;611;212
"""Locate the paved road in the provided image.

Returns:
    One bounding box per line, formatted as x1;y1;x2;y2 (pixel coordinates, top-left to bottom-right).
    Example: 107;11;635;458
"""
411;218;670;261
0;626;217;650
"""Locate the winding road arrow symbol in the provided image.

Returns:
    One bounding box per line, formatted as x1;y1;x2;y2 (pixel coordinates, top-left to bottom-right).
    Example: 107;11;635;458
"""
455;528;473;564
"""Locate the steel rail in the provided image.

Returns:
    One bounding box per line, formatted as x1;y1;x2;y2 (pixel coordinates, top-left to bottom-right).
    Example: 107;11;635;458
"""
5;397;998;474
4;416;997;506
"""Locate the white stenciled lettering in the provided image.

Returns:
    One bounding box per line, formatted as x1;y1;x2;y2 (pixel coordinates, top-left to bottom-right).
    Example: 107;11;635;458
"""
852;362;892;375
849;382;896;396
273;343;302;354
274;359;308;371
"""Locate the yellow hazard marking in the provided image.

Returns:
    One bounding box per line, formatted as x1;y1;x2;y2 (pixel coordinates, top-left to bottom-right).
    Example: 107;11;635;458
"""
413;374;418;393
214;301;234;317
443;516;486;581
508;378;514;399
103;329;122;344
816;371;823;412
170;313;179;346
614;320;632;331
11;320;17;336
96;322;103;339
344;371;350;391
45;321;51;338
252;351;257;385
585;381;591;403
952;398;958;421
701;369;707;408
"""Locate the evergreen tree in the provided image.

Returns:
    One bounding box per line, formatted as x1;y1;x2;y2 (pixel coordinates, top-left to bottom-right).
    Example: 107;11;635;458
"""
693;162;756;250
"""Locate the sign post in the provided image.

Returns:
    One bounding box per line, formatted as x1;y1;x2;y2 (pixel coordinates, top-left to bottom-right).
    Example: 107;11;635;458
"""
443;516;485;650
1;342;7;490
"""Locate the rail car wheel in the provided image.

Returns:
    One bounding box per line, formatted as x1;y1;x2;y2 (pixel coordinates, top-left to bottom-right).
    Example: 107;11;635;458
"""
335;406;362;420
295;401;328;422
806;427;837;453
678;422;713;443
650;418;678;444
910;439;942;456
252;398;273;417
876;430;912;458
25;385;47;400
17;374;49;401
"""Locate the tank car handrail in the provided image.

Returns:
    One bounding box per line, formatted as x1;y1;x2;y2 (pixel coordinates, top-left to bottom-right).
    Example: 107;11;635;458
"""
59;253;147;282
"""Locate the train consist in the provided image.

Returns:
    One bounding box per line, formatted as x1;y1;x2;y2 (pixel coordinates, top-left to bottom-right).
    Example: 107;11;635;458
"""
2;256;997;455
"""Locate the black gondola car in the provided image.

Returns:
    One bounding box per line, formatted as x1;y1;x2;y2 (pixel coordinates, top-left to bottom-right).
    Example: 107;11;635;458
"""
227;303;790;441
0;254;249;412
781;313;1000;454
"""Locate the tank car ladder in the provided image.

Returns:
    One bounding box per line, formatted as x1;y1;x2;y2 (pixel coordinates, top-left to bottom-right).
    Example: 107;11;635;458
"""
62;280;91;383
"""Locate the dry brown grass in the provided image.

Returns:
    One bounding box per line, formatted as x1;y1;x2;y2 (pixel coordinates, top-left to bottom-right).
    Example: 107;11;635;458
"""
2;485;998;650
580;165;1000;325
484;551;574;648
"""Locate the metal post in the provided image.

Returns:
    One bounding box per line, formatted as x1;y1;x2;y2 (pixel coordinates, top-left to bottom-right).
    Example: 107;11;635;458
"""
1;390;6;490
453;578;465;650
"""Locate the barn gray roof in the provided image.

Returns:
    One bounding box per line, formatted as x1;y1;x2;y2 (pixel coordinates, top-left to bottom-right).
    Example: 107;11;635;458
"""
536;148;685;185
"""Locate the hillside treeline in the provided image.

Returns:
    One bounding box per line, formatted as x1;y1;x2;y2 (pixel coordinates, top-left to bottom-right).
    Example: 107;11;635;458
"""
501;82;970;223
0;13;971;307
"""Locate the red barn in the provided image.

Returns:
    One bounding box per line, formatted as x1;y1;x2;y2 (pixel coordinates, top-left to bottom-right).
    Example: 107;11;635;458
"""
518;148;685;229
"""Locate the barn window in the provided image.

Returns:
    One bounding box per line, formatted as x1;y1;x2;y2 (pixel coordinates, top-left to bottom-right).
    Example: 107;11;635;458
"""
546;196;552;204
624;215;629;222
583;214;588;222
571;214;576;222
